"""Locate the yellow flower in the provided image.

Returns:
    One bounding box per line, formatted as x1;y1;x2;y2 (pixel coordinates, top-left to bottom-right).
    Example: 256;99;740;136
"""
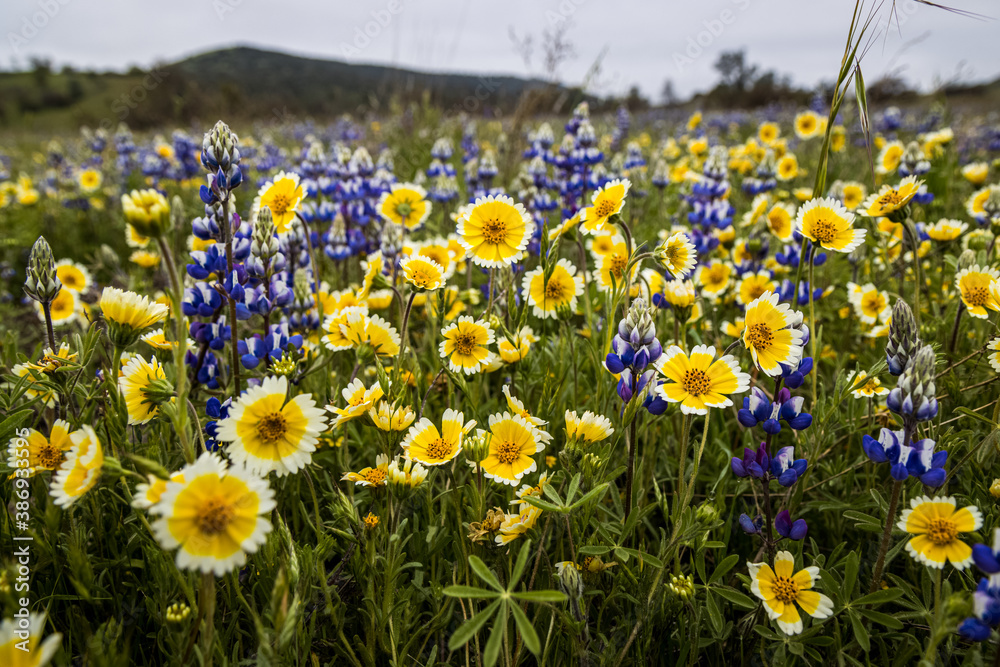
581;178;631;234
50;425;103;507
830;125;846;152
926;219;967;242
252;171;304;233
149;452;275;576
876;140;904;174
758;122;779;144
521;259;584;319
840;182;866;210
439;316;496;375
364;512;380;529
401;408;475;466
564;410;613;444
846;282;890;325
498;326;537;363
495;506;542;545
456;194;533;268
358;252;384;300
967;185;1000;219
765;203;796;242
721;317;745;338
748;551;834;636
100;286;169;338
378;182;432;230
501;385;552;444
776;154;799;181
119;354;168;425
368;401;416;431
327;378;385;428
165;602;191;623
793;187;813;202
400;256;444;291
663;279;696;308
38;288;79;326
340;312;401;358
78;168;102;193
736;271;775;306
121;189;171;237
794;111;822;139
481;412;544;486
133;471;185;510
654;232;697;278
898;495;982;569
0;612;61;667
548;211;582;242
860;176;920;218
742;291;804;376
796;197;865;253
846;370;889;398
961;162;990;186
694;260;732;300
988;337;1000;374
126;223;150;248
687;111;702;131
656;344;750;415
322;305;369;351
343;453;390;487
55;259;91;292
956;266;1000;319
6;420;73;477
130;250;162;268
215;375;328;476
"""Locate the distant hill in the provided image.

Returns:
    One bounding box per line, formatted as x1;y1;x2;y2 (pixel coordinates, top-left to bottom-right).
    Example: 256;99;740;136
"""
0;46;589;133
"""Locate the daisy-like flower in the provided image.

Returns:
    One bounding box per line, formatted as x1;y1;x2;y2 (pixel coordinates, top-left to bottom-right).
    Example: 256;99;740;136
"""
358;252;384;300
368;401;416;431
742;292;804;377
501;385;552;443
967;185;1000;221
955;266;1000;319
340;312;401;358
456;194;533;268
511;472;551;507
387;457;429;488
121;188;170;237
694;260;732;300
860;176;921;219
758;121;780;143
766;203;796;242
876;140;904;174
747;551;834;636
439;316;496;375
564;410;614;444
776;154;799;181
656;344;750;415
794;110;822;139
480;412;544;486
78;168;102;193
55;259;91;293
840;181;867;210
7;420;73;477
401;408;476;466
130;250;161;268
988;338;1000;373
322;305;370;351
654;232;697;278
140;328;192;351
132;471;185;510
149;452;274;576
412;239;457;278
846;370;889;398
580;178;630;234
25;343;78;374
327;379;385;428
498;326;538;363
961;162;990;186
547;211;582;242
898;495;982;569
495;505;543;545
926;219;967;242
846;282;890;325
119;354;169;425
343;453;390;487
796;197;865;253
37;288;78;327
50;425;103;507
100;286;169;346
662;279;696;308
215;375;328;477
400;255;444;291
378;182;431;230
251;171;304;233
522;258;584;319
736;271;775;306
0;612;61;667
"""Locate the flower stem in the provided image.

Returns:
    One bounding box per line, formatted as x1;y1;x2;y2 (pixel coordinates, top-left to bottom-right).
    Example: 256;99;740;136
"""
948;303;963;355
905;220;922;332
624;414;639;522
868;451;908;595
221;195;241;397
672;413;693;523
41;301;56;351
807;245;818;404
157;236;193;463
199;572;217;667
679;410;711;515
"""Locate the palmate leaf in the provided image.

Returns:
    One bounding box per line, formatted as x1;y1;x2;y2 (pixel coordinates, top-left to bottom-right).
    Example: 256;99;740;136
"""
468;555;505;592
447;598;502;651
484;601;508;667
508;601;540;655
443;585;501;599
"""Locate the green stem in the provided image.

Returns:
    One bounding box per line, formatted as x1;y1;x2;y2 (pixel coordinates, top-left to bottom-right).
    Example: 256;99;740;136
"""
42;301;56;351
807;246;818;404
868;469;907;594
199;572;217;667
673;413;693;523
624;414;638;522
222;195;241;397
157;236;193;463
679;410;711;515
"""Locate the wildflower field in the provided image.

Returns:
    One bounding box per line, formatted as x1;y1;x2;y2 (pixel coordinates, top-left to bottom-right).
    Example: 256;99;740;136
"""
4;23;1000;667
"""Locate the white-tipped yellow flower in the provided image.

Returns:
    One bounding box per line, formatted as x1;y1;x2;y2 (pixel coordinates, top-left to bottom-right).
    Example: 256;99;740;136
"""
50;425;103;507
736;271;775;306
694;260;732;300
796;197;865;253
150;452;275;576
368;401;416;432
55;259;91;293
656;344;750;415
119;354;169;425
439;316;496;375
564;410;614;444
495;505;542;545
846;282;890;325
100;286;169;345
748;551;834;636
498;326;538;363
956;266;1000;319
121;188;171;238
580;178;630;234
793;110;822;139
926;219;967;242
378;182;431;230
252;171;304;233
400;255;444;291
742;291;804;376
522;258;584;319
401;408;476;466
876;140;904;174
215;375;328;477
387;457;429;488
7;420;73;477
0;612;61;667
480;412;544;486
846;370;889;399
766;203;796;241
343;453;390;487
327;379;385;428
456;194;533;268
654;232;697;278
898;495;982;570
860;176;921;219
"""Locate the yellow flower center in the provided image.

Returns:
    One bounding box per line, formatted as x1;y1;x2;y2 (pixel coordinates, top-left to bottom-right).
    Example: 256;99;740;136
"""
363;468;387;486
875;190;902;211
37;442;64;469
425;437;453;460
269;193;291;216
544;278;566;301
609;254;627;279
810;216;838;244
494;439;522;465
965;285;990;307
196;496;236;535
256;412;287;443
481;218;508;245
771;575;799;604
681;369;711;397
408;266;436;288
746;323;774;351
594;198;616;219
926;517;958;545
453;332;478;356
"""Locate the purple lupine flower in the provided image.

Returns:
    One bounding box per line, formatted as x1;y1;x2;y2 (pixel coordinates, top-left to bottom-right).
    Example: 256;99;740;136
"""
770;446;808;487
774;510;808;540
732;442;770;479
861;428;947;486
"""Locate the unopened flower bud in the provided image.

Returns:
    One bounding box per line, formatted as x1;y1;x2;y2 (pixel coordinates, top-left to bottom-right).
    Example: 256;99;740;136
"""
24;236;61;303
886;299;919;375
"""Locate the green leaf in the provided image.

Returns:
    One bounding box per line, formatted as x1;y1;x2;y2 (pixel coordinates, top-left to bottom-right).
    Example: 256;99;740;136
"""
570;483;610;510
510;590;567;603
848;609;870;652
509;601;540;655
566;473;581;505
520;495;564;514
443;586;501;599
709;554;739;586
620;548;663;569
484;601;508;667
0;409;32;443
448;598;501;651
577;545;611;556
955;406;998;428
856;608;903;630
510;539;532;588
468;556;504;593
842;551;859;597
705;593;723;635
852;588;904;607
712;586;756;610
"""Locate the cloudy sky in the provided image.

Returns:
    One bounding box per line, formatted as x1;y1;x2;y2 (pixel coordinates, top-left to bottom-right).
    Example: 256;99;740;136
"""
3;0;996;99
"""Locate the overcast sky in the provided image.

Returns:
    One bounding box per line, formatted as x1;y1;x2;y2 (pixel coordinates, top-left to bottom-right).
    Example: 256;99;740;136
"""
2;0;996;99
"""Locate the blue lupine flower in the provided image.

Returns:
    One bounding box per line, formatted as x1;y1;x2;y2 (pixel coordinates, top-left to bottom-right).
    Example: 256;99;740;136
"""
958;576;1000;641
737;387;812;434
732;442;769;479
861;428;947;486
774;510;808;540
739;513;763;535
770;446;808;486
